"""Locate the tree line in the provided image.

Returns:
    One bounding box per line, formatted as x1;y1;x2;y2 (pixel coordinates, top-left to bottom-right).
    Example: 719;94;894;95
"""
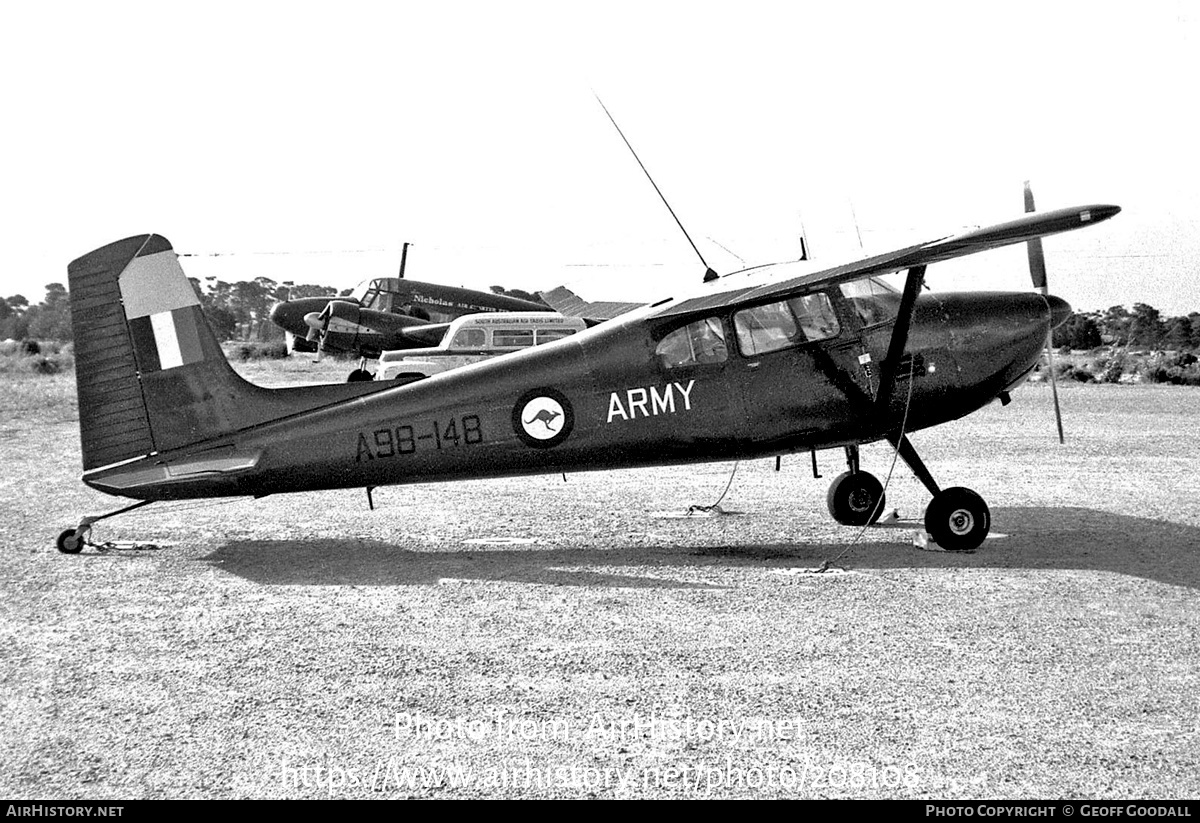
4;279;1200;352
1052;304;1200;351
1;280;547;344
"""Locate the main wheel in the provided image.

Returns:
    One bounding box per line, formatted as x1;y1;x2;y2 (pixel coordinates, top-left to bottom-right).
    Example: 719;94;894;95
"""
347;368;375;382
924;487;990;551
826;471;886;526
56;529;83;554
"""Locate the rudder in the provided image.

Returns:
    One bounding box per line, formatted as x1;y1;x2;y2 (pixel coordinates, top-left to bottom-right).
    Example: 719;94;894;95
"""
69;235;176;470
69;234;393;476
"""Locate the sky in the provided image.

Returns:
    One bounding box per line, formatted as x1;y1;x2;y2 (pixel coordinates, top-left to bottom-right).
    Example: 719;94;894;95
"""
1;1;1197;314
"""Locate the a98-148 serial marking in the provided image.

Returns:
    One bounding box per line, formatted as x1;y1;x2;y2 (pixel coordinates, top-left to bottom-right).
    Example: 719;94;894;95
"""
356;415;483;462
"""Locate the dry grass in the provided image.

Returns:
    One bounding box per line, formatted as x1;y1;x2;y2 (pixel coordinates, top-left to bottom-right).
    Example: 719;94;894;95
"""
2;365;1198;798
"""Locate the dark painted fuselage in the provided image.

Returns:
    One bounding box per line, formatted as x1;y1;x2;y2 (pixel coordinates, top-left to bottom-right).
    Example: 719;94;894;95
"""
85;287;1064;501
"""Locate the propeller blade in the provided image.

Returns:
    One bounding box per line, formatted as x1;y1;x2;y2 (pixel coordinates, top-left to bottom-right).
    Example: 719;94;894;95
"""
1044;340;1066;444
1024;181;1048;292
314;309;332;362
1027;236;1048;292
1025;180;1064;442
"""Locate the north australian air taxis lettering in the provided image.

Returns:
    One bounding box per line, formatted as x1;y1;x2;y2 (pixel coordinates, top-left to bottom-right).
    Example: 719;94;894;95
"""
606;380;695;423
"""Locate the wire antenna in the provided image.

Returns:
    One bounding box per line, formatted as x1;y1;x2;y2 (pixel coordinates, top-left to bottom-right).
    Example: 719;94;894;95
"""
593;93;718;282
849;200;865;250
706;235;747;268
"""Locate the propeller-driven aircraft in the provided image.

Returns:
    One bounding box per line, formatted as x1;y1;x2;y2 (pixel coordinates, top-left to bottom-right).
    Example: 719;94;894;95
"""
58;191;1115;555
270;276;547;359
269;262;547;382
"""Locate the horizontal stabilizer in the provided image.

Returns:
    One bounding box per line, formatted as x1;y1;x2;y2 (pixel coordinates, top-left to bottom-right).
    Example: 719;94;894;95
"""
539;286;643;323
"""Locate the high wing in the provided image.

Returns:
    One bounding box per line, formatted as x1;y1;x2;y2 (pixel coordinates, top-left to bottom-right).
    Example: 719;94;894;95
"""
653;204;1120;320
538;285;645;324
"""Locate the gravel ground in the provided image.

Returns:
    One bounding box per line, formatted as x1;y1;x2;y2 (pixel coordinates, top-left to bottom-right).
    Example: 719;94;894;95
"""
2;367;1198;799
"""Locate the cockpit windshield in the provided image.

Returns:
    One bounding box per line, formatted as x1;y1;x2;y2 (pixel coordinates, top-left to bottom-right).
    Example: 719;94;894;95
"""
348;279;391;311
839;277;900;327
348;280;374;305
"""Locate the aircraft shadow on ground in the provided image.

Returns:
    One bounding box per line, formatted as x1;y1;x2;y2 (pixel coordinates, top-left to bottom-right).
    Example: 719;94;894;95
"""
201;506;1200;590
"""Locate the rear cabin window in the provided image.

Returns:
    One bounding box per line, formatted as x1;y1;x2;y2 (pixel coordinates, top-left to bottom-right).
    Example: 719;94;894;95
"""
734;293;840;355
655;317;728;368
493;328;535;348
451;328;486;348
536;328;577;345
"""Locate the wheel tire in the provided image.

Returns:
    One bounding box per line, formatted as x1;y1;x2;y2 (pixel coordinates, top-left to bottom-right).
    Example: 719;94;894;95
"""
826;471;886;526
347;369;375;382
924;487;990;551
56;529;83;554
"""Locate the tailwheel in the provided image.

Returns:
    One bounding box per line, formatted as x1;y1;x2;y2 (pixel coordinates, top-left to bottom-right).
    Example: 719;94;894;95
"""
826;471;886;526
924;487;990;551
56;528;86;554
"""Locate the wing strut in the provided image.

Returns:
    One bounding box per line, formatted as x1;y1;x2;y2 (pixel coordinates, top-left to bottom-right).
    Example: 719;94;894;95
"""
873;265;926;418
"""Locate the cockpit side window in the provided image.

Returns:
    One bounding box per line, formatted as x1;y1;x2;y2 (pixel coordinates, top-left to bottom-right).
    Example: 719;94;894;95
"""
655;317;728;368
788;293;841;341
734;292;840;355
838;277;900;327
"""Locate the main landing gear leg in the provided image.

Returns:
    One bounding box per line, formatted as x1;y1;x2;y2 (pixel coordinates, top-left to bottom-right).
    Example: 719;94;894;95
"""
56;500;153;554
887;433;991;551
826;444;886;527
347;357;375;383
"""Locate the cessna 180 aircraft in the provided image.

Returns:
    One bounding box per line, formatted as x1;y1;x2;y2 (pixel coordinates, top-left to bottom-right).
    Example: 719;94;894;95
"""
58;194;1116;555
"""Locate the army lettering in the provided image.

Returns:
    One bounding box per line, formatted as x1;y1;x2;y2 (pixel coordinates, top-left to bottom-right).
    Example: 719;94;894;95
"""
606;380;695;423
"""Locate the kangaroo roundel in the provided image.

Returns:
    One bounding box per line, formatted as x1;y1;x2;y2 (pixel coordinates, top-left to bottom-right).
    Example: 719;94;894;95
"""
513;388;574;448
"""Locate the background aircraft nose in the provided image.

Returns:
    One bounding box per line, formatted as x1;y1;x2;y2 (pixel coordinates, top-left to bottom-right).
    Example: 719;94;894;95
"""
269;299;311;329
1044;294;1072;329
269;297;331;333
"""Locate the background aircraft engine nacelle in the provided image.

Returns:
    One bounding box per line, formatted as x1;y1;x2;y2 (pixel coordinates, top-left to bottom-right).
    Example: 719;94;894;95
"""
323;300;364;326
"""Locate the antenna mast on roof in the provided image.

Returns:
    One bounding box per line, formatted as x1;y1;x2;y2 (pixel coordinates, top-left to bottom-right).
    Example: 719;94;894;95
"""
398;242;411;279
593;93;719;283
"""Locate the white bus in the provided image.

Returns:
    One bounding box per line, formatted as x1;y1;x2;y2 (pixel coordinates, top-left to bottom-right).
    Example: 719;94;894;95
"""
377;312;588;381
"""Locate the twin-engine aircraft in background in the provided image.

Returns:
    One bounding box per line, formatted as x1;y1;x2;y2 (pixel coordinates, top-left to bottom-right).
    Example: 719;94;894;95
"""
58;194;1116;555
269;272;547;380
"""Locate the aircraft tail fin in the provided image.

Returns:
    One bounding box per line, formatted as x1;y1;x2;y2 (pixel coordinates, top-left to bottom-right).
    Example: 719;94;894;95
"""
70;235;223;470
68;234;383;472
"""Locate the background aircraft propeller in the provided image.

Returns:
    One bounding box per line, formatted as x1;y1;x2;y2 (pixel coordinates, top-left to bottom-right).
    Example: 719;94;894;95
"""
309;308;332;361
1024;181;1065;443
